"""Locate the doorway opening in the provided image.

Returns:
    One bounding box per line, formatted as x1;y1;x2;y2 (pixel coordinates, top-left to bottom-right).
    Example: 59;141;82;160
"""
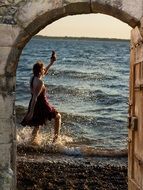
16;15;130;190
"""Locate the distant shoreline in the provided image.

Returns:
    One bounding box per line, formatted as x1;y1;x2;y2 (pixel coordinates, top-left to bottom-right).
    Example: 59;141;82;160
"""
35;35;129;42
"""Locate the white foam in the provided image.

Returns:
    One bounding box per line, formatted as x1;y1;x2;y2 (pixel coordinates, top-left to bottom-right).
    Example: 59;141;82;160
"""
17;126;32;144
17;127;127;158
17;126;73;146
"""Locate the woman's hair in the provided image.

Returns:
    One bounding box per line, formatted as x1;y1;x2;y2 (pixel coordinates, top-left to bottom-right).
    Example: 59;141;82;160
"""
33;60;44;77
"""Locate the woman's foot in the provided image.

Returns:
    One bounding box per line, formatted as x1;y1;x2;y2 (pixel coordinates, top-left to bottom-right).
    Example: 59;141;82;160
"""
30;126;40;145
30;135;40;145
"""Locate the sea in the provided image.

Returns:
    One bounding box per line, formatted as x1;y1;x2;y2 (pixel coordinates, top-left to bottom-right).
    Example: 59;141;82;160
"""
16;36;129;159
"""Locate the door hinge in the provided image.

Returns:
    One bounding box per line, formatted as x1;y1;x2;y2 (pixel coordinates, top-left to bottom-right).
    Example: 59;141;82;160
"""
128;116;131;129
128;116;138;131
131;117;138;131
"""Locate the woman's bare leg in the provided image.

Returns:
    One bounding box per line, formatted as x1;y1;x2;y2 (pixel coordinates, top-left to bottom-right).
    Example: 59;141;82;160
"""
53;113;61;142
31;126;40;145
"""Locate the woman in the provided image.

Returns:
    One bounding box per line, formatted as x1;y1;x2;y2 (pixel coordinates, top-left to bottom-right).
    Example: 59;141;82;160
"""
21;51;61;144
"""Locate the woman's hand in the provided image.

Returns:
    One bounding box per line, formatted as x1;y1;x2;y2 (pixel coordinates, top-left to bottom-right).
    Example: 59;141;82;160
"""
50;51;56;63
45;51;57;75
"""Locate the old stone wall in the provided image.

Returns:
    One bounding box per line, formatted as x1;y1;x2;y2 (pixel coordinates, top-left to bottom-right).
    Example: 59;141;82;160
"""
0;0;24;25
0;0;143;27
0;0;143;189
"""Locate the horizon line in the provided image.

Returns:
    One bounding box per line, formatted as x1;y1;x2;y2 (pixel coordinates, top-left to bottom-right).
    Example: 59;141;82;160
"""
35;34;130;41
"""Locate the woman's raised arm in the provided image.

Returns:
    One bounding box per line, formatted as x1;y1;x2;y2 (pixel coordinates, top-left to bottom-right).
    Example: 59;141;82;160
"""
44;51;56;75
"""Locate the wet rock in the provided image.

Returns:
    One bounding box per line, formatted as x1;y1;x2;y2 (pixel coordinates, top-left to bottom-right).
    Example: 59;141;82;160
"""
17;160;127;190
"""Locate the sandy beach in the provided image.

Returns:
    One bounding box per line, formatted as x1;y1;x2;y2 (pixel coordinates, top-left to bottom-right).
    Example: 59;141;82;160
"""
17;145;128;190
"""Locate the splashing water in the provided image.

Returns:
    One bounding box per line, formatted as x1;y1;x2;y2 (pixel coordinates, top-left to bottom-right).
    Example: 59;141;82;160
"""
17;126;127;158
17;126;73;145
17;126;81;156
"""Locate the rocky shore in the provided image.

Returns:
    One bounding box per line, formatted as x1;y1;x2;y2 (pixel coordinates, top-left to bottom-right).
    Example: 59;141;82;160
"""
17;145;128;190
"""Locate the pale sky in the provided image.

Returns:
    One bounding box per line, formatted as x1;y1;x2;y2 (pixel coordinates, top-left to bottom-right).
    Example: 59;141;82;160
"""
38;14;132;39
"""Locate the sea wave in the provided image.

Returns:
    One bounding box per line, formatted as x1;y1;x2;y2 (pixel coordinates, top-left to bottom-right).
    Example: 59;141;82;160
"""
48;68;120;82
16;105;127;126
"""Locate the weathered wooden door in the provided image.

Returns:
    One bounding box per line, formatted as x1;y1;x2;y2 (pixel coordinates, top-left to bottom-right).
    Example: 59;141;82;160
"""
128;26;143;190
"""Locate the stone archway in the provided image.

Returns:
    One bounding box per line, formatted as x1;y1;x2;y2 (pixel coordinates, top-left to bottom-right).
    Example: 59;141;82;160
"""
5;0;142;79
0;1;143;189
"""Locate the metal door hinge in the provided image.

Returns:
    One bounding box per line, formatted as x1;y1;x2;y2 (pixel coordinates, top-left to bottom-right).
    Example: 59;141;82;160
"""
128;116;131;129
128;116;138;131
131;117;138;131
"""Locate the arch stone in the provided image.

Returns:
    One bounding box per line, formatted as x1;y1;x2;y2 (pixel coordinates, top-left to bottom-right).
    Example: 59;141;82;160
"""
0;0;143;189
14;0;142;38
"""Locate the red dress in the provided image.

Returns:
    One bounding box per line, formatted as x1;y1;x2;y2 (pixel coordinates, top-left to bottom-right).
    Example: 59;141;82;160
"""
21;82;58;127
